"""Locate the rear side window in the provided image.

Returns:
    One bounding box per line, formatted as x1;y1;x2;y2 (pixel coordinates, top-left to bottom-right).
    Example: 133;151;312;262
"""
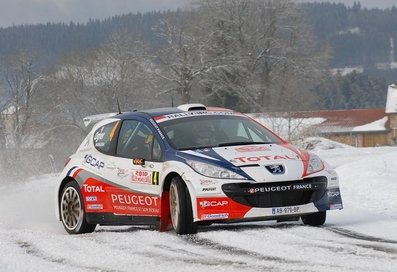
93;121;119;154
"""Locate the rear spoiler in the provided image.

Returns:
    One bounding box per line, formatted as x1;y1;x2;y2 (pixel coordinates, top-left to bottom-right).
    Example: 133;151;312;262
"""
83;112;118;127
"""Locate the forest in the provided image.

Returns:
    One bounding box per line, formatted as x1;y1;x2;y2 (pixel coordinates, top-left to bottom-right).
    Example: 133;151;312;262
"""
0;0;396;177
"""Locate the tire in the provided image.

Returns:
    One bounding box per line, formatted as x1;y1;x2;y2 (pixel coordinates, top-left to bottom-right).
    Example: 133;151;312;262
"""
60;181;96;234
301;211;326;226
169;176;197;234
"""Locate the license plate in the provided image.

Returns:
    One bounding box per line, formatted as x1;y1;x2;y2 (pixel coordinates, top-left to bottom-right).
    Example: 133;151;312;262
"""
272;206;300;215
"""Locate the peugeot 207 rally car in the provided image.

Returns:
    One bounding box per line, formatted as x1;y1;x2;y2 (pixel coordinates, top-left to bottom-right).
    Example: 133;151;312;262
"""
55;104;343;234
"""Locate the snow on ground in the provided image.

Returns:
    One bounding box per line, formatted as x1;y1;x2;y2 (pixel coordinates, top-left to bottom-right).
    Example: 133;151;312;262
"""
1;142;397;271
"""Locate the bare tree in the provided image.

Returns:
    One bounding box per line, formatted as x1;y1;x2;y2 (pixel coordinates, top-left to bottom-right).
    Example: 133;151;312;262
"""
154;10;211;104
194;0;329;112
0;50;42;175
95;31;156;110
26;32;161;172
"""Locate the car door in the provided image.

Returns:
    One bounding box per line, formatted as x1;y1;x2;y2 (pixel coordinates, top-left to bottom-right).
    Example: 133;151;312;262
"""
103;118;164;216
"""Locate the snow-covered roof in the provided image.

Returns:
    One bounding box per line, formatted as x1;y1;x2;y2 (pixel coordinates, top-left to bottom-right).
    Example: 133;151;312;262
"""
252;108;388;136
385;84;397;113
352;116;388;132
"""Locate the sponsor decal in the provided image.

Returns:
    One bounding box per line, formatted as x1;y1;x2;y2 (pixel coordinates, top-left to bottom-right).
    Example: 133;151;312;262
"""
85;196;98;202
293;184;312;190
87;204;103;210
83;184;105;193
111;194;159;206
152;171;159;185
94;127;106;142
235;146;270;152
131;170;159;185
81;179;161;215
328;191;340;198
117;168;129;178
201;213;229;220
202;187;217;192
111;193;160;214
200;179;219;186
196;197;252;220
200;200;228;208
154;111;234;123
196;148;211;153
95;142;105;147
247;184;312;194
149;118;166;139
232;155;296;163
133;158;145;165
330;204;343;210
83;154;105;170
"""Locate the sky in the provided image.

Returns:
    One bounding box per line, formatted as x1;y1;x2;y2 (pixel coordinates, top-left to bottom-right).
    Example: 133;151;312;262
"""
0;0;189;27
0;0;395;28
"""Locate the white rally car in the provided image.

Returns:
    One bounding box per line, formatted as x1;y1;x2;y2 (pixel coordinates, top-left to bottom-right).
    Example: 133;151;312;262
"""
55;104;343;234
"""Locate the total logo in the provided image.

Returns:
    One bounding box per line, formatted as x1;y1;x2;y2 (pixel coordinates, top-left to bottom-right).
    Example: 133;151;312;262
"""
83;185;105;193
200;200;228;208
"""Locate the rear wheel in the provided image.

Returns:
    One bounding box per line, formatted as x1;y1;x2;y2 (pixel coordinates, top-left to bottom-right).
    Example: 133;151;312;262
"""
301;211;326;226
60;181;96;234
169;176;197;234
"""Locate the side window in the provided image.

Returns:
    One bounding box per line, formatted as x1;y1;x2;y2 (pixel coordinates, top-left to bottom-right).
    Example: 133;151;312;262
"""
94;121;119;154
117;120;162;161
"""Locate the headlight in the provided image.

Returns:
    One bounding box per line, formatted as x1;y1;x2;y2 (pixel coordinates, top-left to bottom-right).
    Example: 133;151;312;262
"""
186;160;246;179
306;153;324;175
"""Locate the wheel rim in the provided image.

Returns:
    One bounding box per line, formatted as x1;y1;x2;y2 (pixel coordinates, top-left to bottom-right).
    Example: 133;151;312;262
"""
61;186;82;230
169;183;180;230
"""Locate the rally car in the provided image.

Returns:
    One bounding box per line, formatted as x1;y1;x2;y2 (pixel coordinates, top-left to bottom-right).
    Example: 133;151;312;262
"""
55;103;343;234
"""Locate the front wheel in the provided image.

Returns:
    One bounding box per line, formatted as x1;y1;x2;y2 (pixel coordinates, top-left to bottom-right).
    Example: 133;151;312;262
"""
301;211;326;226
169;177;197;234
60;181;96;234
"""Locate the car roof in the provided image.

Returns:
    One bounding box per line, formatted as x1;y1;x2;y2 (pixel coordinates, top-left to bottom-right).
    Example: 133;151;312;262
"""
115;105;234;120
115;107;184;120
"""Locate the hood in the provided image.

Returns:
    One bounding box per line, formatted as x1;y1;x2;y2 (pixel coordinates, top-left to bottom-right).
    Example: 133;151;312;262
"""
180;144;307;182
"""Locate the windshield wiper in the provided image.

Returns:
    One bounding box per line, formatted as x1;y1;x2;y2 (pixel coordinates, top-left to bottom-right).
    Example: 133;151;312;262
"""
178;145;218;151
218;141;271;147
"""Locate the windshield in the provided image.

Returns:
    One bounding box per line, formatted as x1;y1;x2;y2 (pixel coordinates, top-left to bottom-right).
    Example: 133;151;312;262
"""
157;113;282;150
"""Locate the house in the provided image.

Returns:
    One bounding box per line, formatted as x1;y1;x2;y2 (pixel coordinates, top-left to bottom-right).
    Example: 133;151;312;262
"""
252;84;397;147
291;108;390;147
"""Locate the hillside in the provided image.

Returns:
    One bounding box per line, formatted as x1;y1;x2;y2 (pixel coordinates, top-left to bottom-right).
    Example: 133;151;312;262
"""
1;3;397;73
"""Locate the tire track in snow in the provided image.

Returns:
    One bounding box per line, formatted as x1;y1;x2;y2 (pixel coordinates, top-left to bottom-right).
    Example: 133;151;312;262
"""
190;224;397;271
325;226;397;244
180;233;307;270
324;226;397;257
15;240;120;272
93;230;276;271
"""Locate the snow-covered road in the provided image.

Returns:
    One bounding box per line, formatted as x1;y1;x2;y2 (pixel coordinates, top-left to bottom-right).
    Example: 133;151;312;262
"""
1;145;397;271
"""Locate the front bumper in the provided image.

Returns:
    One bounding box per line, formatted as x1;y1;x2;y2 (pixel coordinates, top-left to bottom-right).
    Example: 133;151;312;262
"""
194;176;343;222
